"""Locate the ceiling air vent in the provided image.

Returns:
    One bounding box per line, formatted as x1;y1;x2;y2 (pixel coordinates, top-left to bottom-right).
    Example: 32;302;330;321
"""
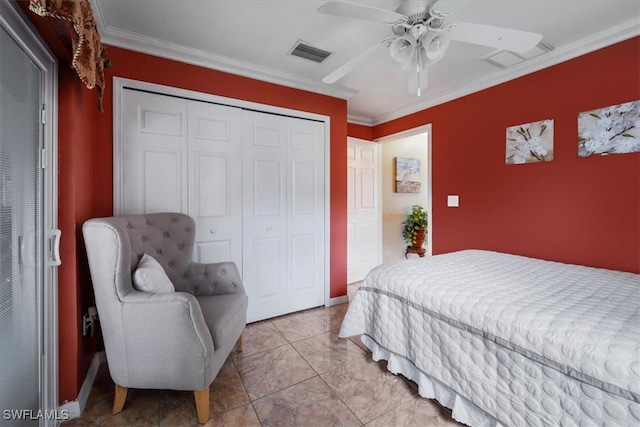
483;42;553;69
288;40;332;64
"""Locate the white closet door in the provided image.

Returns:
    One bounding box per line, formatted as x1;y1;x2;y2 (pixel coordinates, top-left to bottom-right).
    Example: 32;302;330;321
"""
121;89;188;215
242;111;325;322
287;119;325;312
242;111;288;321
121;91;243;266
187;101;243;269
119;88;326;323
347;137;380;284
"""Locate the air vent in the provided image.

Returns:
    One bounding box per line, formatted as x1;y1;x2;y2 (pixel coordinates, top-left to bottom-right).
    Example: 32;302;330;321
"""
288;40;332;64
483;42;553;69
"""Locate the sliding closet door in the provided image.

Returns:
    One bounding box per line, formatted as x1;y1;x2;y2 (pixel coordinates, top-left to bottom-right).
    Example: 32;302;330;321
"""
242;110;325;322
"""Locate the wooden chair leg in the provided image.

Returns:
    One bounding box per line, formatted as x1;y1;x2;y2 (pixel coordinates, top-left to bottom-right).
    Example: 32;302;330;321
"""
235;333;244;353
112;384;127;415
194;389;209;424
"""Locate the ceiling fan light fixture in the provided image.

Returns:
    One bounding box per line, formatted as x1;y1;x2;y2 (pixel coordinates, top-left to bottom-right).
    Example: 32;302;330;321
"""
390;34;417;69
421;30;451;60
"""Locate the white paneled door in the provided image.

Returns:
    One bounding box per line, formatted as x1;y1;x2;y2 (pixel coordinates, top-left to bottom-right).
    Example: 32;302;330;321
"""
119;87;325;323
347;137;381;284
286;117;325;314
241;111;288;320
120;89;243;269
187;101;242;269
242;111;325;322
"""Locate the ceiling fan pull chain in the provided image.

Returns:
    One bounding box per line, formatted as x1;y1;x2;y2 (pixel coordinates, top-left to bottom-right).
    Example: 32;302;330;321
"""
416;50;422;97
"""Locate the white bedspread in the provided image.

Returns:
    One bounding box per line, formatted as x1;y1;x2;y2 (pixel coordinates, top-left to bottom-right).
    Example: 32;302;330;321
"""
339;250;640;426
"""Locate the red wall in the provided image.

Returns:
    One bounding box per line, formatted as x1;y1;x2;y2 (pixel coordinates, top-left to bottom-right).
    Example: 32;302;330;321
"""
374;37;640;273
347;122;374;141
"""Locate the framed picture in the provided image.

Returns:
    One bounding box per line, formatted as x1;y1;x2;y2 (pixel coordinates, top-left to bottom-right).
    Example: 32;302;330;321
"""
506;119;554;164
395;157;421;193
578;100;640;157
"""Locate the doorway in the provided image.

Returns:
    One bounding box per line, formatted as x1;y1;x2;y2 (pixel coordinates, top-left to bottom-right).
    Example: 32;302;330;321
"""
346;125;432;282
378;127;432;263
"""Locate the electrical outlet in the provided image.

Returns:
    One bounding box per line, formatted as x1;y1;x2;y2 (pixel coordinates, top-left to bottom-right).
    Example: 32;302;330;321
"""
82;314;93;337
82;307;98;338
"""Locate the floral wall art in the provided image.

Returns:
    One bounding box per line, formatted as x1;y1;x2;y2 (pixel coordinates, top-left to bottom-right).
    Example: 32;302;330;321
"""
506;119;554;164
578;100;640;157
395;157;421;193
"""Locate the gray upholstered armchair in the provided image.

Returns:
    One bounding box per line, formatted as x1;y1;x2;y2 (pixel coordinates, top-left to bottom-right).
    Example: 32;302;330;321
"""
82;213;247;424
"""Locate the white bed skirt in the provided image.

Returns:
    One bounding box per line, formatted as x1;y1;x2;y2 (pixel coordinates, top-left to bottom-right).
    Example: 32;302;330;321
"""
362;335;506;427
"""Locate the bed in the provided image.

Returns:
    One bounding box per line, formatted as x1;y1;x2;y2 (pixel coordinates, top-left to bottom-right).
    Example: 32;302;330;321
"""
339;250;640;426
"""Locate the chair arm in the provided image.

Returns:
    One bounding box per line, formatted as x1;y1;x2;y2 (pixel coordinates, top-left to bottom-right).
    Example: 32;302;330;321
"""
112;291;215;390
180;261;246;297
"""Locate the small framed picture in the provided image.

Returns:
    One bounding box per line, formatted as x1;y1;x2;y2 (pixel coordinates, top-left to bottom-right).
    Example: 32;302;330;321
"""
395;157;421;193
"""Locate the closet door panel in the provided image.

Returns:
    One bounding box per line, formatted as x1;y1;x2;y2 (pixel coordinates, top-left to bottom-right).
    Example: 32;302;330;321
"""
122;90;188;215
141;149;183;213
287;119;325;312
188;101;242;268
242;111;288;322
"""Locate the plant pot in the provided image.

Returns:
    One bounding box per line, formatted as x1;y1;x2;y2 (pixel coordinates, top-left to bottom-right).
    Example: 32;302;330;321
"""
410;228;426;249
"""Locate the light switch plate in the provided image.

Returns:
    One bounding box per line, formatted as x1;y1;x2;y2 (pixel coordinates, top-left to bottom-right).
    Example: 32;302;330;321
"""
447;195;459;207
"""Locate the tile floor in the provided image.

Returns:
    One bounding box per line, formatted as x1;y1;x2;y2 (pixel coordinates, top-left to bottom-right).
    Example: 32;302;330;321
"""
62;287;463;427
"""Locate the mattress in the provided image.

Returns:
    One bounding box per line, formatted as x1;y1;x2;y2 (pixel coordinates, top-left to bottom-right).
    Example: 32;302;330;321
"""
339;250;640;426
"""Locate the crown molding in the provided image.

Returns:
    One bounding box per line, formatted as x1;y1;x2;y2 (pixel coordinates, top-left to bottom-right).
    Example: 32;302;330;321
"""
347;115;375;126
370;17;640;126
91;0;358;101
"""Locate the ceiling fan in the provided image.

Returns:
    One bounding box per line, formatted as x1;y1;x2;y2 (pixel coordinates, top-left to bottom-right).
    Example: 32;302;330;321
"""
318;0;543;95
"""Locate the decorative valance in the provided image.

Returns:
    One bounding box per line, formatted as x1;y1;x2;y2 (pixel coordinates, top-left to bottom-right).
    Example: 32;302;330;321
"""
29;0;110;110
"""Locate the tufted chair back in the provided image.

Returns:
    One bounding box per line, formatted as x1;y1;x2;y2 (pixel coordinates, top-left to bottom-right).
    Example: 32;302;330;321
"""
105;212;243;296
117;213;194;289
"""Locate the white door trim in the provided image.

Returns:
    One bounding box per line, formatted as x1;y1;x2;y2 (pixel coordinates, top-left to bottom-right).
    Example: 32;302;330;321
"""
375;124;433;256
112;77;332;308
1;0;59;422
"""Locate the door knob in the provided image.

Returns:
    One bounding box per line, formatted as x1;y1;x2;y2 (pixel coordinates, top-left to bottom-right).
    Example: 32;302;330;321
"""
210;229;216;234
266;226;272;231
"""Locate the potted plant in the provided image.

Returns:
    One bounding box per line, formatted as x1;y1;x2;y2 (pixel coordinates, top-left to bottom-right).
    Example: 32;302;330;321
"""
402;204;428;249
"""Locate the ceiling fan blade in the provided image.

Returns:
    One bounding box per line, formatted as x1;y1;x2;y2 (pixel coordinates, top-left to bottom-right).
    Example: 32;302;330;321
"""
317;1;406;24
449;22;543;53
429;0;473;17
322;42;386;84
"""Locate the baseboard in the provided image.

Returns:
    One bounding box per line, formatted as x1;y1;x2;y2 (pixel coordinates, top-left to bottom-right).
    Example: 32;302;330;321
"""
59;351;106;420
329;295;349;306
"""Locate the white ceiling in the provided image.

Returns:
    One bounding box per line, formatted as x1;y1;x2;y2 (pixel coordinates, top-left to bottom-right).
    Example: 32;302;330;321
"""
91;0;640;125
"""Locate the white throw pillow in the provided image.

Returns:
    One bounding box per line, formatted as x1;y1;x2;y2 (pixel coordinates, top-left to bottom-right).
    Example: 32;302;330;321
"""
132;253;175;294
